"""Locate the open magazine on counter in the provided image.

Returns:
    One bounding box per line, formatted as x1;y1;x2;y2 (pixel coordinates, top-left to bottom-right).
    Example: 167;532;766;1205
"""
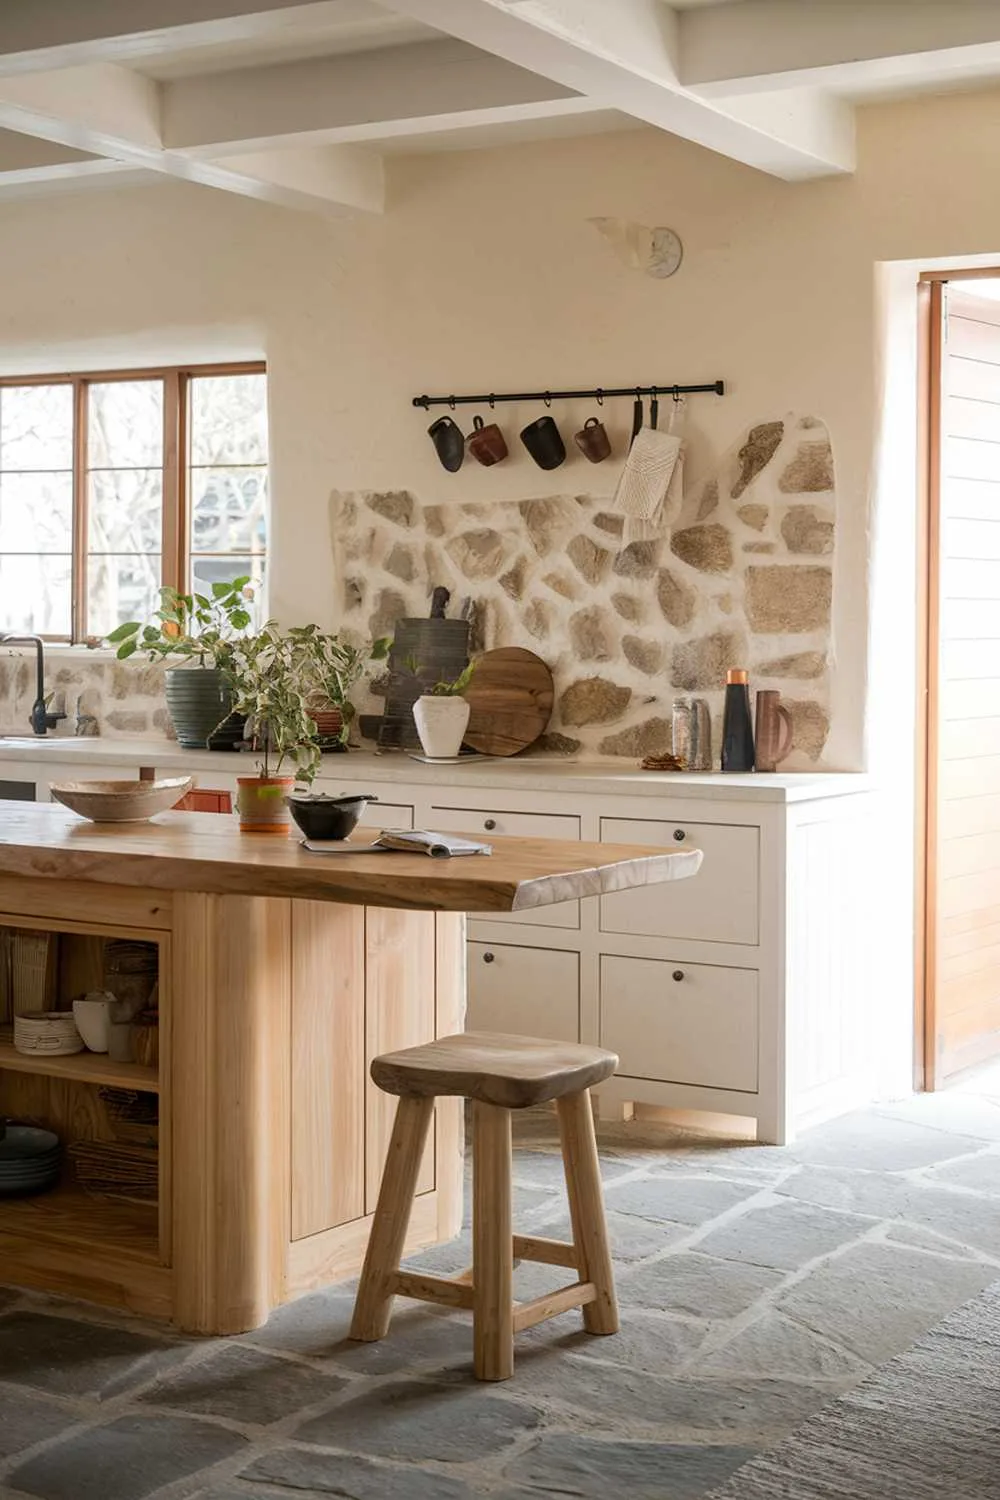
302;829;493;858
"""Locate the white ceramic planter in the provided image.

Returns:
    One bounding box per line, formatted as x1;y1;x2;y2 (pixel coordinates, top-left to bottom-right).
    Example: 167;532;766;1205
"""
413;694;470;759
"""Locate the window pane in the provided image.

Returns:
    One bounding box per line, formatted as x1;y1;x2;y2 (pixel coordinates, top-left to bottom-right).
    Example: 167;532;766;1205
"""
0;554;71;636
88;554;161;638
88;381;163;468
190;373;268;465
0;472;72;552
191;555;266;621
1;385;73;470
88;469;162;554
190;467;266;553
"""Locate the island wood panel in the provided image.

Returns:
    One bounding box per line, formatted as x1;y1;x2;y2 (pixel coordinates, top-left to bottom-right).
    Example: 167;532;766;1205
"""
172;892;292;1335
291;902;365;1241
0;803;701;914
933;287;1000;1079
364;907;437;1214
0;873;172;931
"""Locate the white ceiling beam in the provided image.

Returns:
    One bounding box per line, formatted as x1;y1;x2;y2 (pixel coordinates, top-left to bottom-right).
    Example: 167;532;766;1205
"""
679;0;1000;97
377;0;855;178
161;37;594;155
205;143;384;212
0;62;384;212
0;1;354;75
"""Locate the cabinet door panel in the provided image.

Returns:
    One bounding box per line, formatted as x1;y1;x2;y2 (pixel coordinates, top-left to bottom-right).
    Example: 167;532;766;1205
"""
468;941;579;1043
600;818;759;946
600;955;758;1092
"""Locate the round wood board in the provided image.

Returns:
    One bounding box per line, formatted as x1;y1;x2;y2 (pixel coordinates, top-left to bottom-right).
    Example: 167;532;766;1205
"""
464;647;554;757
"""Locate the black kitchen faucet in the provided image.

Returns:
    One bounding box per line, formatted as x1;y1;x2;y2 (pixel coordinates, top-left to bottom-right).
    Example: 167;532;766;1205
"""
0;634;66;735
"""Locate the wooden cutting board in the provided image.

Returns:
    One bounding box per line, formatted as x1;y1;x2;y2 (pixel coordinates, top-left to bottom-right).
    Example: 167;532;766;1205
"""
464;647;554;757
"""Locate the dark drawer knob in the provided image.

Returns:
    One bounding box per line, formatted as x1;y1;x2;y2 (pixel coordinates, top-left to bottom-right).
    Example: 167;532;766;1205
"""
484;818;497;831
483;951;496;964
673;829;686;842
672;969;685;982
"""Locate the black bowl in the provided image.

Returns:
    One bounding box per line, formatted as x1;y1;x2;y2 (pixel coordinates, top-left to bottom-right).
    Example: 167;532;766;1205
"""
286;792;378;841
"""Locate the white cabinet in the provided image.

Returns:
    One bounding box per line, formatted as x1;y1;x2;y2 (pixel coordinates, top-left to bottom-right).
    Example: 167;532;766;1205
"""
469;941;579;1042
600;955;758;1092
430;804;580;929
600;817;759;946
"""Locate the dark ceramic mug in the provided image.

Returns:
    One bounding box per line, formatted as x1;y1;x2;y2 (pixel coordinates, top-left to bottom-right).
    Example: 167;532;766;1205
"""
520;414;566;470
574;416;612;463
468;414;508;466
428;415;464;472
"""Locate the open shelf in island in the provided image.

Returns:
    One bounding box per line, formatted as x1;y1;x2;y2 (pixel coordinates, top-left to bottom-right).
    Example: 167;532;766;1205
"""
0;1179;159;1262
0;1039;159;1092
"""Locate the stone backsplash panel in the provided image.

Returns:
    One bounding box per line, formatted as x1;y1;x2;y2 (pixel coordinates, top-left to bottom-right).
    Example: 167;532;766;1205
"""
334;415;835;764
0;655;170;740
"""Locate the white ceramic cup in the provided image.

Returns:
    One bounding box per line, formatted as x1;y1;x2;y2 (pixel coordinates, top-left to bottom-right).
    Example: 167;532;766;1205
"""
72;992;116;1053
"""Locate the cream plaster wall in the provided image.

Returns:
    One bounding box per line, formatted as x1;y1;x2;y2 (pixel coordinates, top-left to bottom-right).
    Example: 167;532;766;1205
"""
0;88;998;773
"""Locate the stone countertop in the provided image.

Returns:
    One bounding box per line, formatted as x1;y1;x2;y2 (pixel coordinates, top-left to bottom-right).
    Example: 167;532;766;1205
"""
0;736;872;804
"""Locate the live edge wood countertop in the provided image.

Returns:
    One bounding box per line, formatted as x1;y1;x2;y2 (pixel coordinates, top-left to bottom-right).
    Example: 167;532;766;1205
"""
0;802;703;913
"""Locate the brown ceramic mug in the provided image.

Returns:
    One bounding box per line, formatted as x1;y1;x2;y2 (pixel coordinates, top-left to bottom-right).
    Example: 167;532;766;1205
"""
574;415;612;463
467;414;508;466
754;690;794;772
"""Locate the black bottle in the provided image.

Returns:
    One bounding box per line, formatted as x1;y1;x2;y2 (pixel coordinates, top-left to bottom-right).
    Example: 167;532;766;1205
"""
721;668;755;772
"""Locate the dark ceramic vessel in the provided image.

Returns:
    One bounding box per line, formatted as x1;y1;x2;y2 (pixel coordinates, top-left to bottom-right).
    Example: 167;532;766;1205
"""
286;791;378;841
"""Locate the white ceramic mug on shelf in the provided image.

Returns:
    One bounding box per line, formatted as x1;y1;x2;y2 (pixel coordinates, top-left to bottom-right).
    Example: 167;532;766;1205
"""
72;992;116;1053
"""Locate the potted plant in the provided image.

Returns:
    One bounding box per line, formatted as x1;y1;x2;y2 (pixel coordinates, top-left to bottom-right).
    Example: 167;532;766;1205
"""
412;661;476;759
108;580;254;749
222;623;322;833
292;627;390;749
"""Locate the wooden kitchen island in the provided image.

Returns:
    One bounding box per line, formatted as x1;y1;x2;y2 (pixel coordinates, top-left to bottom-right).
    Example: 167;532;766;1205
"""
0;803;700;1334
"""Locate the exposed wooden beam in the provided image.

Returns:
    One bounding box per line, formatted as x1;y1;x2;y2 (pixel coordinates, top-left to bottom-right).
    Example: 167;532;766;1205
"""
161;38;595;156
678;0;1000;97
378;0;856;178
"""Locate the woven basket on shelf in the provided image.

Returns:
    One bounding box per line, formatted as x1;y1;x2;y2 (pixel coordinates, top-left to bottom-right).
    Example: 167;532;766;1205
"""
68;1140;158;1203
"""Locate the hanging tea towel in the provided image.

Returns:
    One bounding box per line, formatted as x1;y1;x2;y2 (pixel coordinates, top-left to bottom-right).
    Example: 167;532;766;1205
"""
613;396;687;542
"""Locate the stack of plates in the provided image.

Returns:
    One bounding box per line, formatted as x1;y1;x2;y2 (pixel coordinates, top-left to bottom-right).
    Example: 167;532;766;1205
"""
0;1125;60;1197
13;1011;83;1056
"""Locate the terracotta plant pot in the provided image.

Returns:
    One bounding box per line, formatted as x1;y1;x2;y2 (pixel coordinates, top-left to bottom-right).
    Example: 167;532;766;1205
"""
308;707;344;741
412;695;470;759
237;776;295;834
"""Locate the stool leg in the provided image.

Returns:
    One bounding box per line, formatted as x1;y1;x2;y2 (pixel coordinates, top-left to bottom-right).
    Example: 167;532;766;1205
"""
350;1094;434;1342
557;1088;619;1336
472;1100;514;1381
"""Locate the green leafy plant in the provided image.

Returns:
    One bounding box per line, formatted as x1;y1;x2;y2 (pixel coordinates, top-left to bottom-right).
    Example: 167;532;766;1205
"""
222;623;321;784
291;626;390;744
106;579;255;666
428;660;476;697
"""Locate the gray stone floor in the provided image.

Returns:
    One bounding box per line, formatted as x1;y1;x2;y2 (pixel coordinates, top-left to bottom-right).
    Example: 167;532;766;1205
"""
3;1068;1000;1500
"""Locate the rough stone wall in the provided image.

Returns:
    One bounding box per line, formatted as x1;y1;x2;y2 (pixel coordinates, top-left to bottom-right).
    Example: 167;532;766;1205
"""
335;415;835;763
0;655;171;740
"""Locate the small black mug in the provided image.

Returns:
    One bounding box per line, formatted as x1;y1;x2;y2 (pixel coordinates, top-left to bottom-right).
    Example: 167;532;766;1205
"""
520;414;566;470
428;415;464;472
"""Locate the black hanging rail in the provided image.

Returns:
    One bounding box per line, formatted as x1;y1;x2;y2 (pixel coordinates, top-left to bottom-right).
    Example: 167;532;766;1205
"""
412;380;725;410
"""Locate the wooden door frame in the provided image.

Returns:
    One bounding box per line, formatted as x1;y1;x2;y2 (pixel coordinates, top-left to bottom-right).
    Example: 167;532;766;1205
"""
916;266;1000;1091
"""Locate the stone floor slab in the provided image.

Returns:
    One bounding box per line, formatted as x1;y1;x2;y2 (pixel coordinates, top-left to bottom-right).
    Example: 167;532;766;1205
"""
6;1413;246;1500
925;1150;1000;1194
778;1166;1000;1255
606;1175;764;1226
622;1252;784;1319
0;1388;82;1462
138;1345;349;1425
520;1311;708;1375
539;1207;686;1262
504;1434;757;1499
788;1111;984;1171
291;1379;539;1462
693;1201;870;1271
875;1094;1000;1143
695;1310;869;1380
235;1447;479;1498
240;1292;355;1359
777;1241;997;1364
0;1311;181;1400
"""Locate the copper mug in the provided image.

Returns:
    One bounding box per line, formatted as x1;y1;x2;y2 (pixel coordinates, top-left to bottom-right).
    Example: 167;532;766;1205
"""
574;415;612;463
754;690;793;772
468;414;508;466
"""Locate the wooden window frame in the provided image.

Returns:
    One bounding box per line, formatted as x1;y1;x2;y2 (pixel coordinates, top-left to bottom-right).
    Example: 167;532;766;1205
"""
0;359;265;645
916;266;1000;1090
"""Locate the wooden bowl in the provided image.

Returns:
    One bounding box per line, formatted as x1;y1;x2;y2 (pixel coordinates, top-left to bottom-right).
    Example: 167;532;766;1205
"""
49;777;193;823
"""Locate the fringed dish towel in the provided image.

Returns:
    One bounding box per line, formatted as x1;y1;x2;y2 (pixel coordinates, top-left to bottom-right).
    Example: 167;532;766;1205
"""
613;396;687;542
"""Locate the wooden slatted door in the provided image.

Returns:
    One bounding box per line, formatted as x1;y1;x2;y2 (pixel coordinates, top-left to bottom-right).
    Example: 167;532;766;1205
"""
932;281;1000;1082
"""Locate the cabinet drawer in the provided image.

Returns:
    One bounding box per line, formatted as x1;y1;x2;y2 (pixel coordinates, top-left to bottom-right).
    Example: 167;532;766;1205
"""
361;800;413;830
469;942;580;1043
432;806;581;929
600;955;758;1091
600;817;758;946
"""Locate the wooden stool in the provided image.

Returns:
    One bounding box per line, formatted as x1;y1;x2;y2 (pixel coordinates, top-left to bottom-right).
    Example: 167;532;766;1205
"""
350;1031;619;1381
